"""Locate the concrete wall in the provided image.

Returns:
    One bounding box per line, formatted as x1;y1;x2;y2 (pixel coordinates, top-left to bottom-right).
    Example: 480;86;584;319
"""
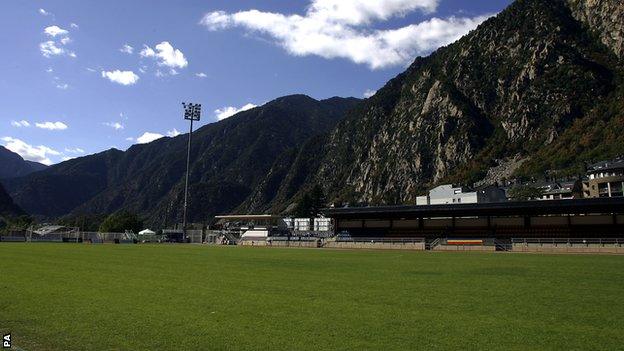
324;241;425;250
434;245;496;252
513;243;624;254
267;240;319;248
239;240;267;246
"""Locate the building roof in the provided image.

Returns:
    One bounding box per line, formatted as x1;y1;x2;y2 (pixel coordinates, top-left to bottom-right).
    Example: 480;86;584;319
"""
588;157;624;173
214;214;282;220
34;225;69;235
322;197;624;219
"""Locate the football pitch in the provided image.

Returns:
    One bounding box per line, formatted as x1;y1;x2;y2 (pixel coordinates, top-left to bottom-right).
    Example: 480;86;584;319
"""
1;244;623;350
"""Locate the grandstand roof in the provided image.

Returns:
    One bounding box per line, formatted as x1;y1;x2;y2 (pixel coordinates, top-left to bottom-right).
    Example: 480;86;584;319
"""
34;225;71;235
322;198;624;219
215;215;281;220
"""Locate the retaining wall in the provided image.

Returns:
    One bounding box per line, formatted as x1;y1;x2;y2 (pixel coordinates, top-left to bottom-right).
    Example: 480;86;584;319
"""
267;240;319;248
434;245;496;252
239;240;268;247
324;241;425;250
512;243;624;254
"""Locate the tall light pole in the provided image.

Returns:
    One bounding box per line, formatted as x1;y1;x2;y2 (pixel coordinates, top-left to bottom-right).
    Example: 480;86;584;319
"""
182;102;201;242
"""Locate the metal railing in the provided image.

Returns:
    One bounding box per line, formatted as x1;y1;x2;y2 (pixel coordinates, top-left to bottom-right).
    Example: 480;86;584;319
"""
426;238;440;250
494;239;512;251
0;236;27;242
511;238;624;246
335;237;425;244
269;236;319;242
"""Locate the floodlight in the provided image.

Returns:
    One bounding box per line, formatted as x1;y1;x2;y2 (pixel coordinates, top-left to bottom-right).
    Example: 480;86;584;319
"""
181;102;202;240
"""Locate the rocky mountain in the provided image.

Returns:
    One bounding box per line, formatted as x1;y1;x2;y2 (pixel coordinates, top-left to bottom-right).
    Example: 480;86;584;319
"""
3;95;359;225
286;0;624;206
4;0;624;225
0;146;48;179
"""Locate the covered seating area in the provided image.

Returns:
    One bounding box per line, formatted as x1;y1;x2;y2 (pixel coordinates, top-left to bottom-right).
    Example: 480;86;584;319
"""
322;198;624;240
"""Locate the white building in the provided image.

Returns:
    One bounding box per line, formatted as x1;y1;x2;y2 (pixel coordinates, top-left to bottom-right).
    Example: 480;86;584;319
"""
313;218;331;232
294;218;311;231
420;184;507;205
429;185;478;205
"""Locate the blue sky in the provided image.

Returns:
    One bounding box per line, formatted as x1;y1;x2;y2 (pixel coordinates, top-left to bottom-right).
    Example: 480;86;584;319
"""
0;0;511;165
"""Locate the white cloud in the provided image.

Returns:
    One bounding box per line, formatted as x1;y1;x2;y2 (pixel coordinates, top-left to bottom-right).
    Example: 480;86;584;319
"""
1;137;60;165
167;128;181;137
201;11;232;30
136;132;164;144
39;8;52;16
40;26;75;58
70;23;79;29
120;44;134;54
61;156;75;162
214;103;257;120
44;25;69;37
56;83;69;90
125;137;134;141
40;41;64;57
11;120;30;128
46;67;54;73
35;121;68;130
200;0;491;69
139;45;155;58
195;72;208;78
140;41;188;68
64;147;85;154
103;122;124;130
363;89;376;98
86;67;96;72
101;70;140;85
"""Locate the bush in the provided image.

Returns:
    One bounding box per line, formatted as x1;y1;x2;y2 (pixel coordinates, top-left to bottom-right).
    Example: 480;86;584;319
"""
99;211;143;233
508;186;544;201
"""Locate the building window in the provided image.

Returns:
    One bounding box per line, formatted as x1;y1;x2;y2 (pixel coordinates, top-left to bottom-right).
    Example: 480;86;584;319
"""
598;183;609;197
610;182;623;197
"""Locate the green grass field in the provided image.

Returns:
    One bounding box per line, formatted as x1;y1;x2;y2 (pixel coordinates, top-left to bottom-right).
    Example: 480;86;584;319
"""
1;244;623;350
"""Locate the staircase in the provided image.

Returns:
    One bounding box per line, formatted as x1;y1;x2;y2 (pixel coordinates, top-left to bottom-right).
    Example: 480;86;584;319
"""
220;230;240;245
494;239;512;252
426;238;441;250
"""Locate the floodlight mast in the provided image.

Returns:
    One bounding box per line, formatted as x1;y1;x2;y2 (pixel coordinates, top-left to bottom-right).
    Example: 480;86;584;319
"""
182;102;201;242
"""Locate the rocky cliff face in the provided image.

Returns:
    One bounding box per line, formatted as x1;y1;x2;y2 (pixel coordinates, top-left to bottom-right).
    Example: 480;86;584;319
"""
567;0;624;58
306;0;623;205
5;0;624;223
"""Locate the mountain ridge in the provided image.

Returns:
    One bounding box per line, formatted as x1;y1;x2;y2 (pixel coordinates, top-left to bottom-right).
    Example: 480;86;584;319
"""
293;0;624;206
4;95;360;224
3;0;624;225
0;146;48;180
